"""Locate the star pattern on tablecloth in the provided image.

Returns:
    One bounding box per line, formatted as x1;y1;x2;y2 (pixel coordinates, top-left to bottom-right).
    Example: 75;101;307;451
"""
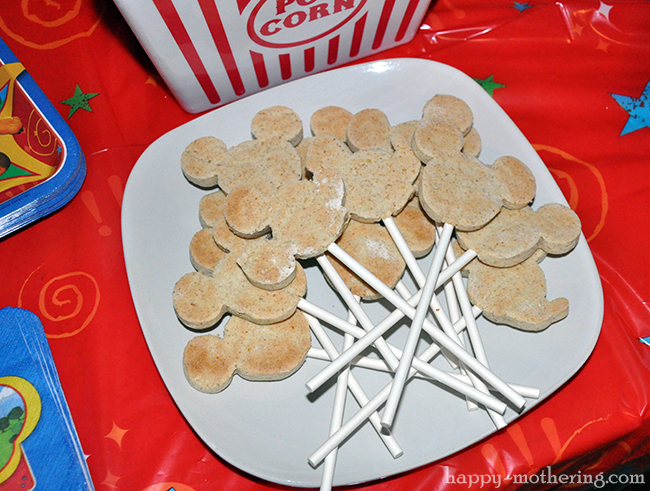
610;81;650;136
596;1;613;21
106;421;129;448
101;469;121;489
512;1;533;13
61;84;99;119
473;75;506;97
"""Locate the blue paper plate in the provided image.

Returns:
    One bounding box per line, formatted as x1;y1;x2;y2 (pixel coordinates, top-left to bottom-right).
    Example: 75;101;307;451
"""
0;37;85;239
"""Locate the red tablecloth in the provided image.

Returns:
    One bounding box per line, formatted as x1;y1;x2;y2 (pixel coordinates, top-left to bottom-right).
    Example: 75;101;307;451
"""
1;1;650;490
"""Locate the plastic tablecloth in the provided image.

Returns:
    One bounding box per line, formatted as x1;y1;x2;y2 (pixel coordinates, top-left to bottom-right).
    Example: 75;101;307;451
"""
1;1;650;489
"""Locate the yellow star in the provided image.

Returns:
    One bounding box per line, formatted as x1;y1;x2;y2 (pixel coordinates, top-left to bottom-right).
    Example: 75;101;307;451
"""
596;38;609;52
106;422;128;448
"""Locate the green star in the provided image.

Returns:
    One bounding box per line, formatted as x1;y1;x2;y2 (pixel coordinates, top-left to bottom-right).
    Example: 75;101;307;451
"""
61;84;99;119
472;75;506;97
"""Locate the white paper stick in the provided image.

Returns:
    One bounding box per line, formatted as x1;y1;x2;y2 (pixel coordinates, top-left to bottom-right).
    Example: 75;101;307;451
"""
306;348;540;399
316;256;400;371
393;281;458;369
308;315;489;468
302;251;476;392
327;242;527;410
320;307;364;490
307;310;507;416
385;217;462;367
445;244;512;429
320;330;352;491
382;223;454;429
315;254;506;416
306;313;403;459
303;290;436;394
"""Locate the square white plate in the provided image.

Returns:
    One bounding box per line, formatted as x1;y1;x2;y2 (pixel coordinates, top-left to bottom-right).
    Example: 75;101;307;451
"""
122;58;603;487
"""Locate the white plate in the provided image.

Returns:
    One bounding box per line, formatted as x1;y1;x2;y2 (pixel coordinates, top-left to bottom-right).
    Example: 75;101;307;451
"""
122;58;604;487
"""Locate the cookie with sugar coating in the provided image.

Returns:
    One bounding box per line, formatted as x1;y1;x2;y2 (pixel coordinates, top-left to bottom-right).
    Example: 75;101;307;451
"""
326;220;406;301
305;133;421;223
226;174;349;290
418;150;536;231
456;203;582;267
251;105;303;146
454;243;569;332
173;249;307;328
183;311;312;393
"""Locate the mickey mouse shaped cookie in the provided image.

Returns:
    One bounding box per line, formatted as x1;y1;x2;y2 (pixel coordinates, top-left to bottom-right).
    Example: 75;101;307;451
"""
173;218;307;329
454;243;569;332
456;203;582;267
419;151;537;231
305;131;421;223
183;311;312;393
180;106;304;193
224;171;349;291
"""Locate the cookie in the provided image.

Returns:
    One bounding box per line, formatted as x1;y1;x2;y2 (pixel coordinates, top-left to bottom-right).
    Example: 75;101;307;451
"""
411;118;465;163
418;150;536;231
180;136;229;188
326;220;406;300
310;105;353;141
455;243;569;332
226;174;349;290
391;120;419;143
421;94;474;135
462;126;482;157
305;133;421;223
456;203;582;267
183;329;240;393
183;311;312;393
199;190;227;228
189;228;226;275
173;250;307;328
251;105;303;146
392;197;437;258
346;108;392;152
218;138;303;194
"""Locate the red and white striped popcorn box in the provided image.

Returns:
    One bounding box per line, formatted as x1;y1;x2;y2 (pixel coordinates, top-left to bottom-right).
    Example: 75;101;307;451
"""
114;0;433;113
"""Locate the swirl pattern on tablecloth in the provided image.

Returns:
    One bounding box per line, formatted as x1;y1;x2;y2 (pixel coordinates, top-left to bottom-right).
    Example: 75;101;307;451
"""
0;0;104;50
18;266;100;339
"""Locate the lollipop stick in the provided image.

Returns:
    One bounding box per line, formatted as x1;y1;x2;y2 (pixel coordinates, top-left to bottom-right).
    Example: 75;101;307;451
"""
320;321;353;491
305;312;403;459
315;255;506;415
445;243;516;429
327;242;527;410
381;223;454;429
302;251;476;392
306;348;540;399
317;256;400;371
308;313;489;467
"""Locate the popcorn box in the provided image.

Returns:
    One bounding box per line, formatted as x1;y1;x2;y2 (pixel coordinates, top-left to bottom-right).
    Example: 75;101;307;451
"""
113;0;433;113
